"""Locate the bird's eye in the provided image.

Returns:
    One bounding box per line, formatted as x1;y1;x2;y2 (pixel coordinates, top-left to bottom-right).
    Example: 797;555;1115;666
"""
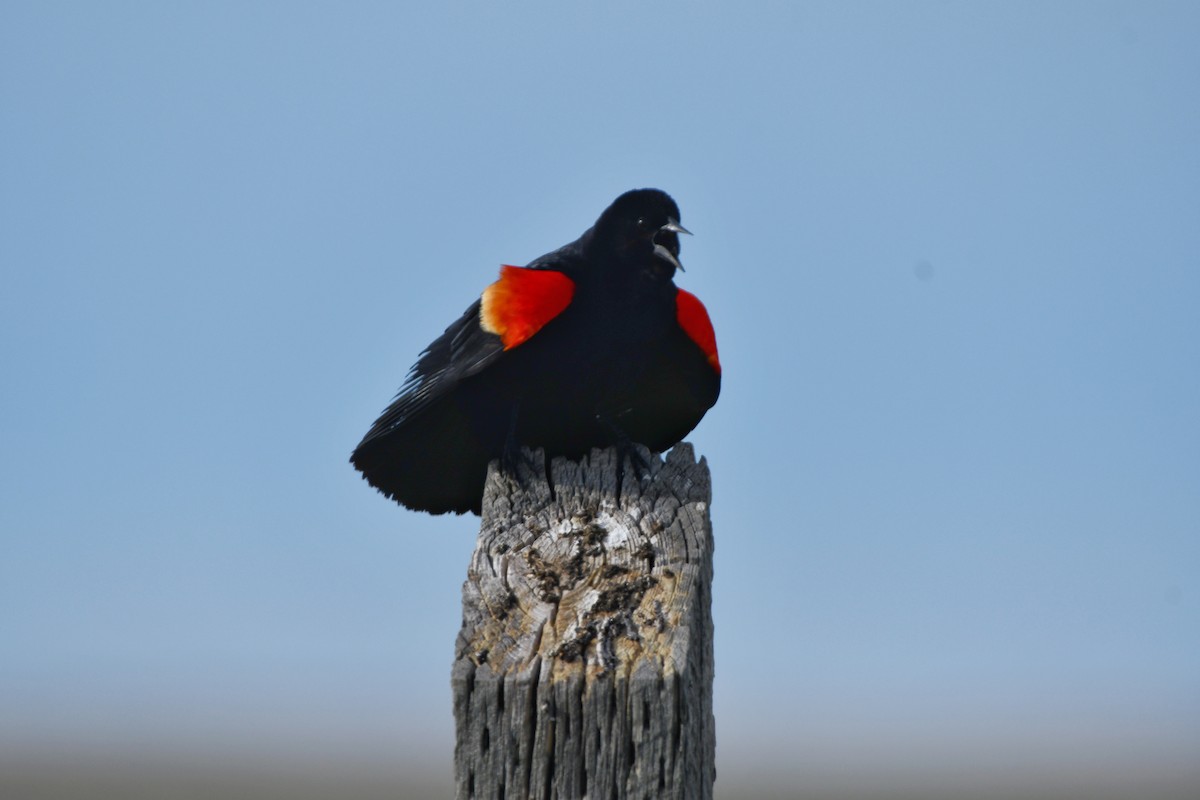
636;217;652;232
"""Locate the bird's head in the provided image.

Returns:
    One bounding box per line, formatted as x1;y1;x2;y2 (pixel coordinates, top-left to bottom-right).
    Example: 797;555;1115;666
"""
592;188;691;280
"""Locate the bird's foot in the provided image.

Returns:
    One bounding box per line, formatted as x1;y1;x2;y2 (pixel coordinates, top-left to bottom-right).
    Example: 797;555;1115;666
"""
500;443;555;500
597;414;652;504
500;403;555;500
616;438;652;493
500;440;539;481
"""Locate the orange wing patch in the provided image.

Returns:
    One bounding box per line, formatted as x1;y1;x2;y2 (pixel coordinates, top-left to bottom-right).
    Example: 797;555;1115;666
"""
675;288;721;374
480;265;575;350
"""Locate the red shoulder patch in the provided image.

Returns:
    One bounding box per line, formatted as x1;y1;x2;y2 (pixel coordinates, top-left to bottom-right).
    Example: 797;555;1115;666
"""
676;288;721;374
480;265;575;350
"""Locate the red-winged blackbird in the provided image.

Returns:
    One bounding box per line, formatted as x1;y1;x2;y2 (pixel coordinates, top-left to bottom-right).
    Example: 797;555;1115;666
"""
351;189;720;514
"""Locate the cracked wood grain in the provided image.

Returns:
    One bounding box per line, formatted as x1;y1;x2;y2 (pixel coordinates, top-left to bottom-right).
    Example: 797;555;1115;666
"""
452;444;715;800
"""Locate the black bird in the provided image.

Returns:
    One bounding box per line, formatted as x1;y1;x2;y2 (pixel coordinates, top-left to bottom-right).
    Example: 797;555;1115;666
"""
351;189;720;514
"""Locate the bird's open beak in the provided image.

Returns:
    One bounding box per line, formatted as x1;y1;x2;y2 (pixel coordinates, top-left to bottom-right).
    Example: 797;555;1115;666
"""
654;218;691;273
653;243;683;272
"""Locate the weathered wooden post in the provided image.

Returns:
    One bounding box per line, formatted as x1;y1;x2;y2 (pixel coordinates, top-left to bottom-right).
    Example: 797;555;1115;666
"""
452;443;716;800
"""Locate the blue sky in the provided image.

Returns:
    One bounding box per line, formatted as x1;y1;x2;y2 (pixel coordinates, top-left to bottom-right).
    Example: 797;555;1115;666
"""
2;2;1198;795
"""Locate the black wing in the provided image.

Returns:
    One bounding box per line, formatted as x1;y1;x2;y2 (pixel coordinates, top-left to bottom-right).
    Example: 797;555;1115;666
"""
350;242;587;514
348;299;508;514
354;299;504;449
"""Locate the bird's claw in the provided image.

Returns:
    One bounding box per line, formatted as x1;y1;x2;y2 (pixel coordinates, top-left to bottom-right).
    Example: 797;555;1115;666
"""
597;414;653;504
500;443;555;500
